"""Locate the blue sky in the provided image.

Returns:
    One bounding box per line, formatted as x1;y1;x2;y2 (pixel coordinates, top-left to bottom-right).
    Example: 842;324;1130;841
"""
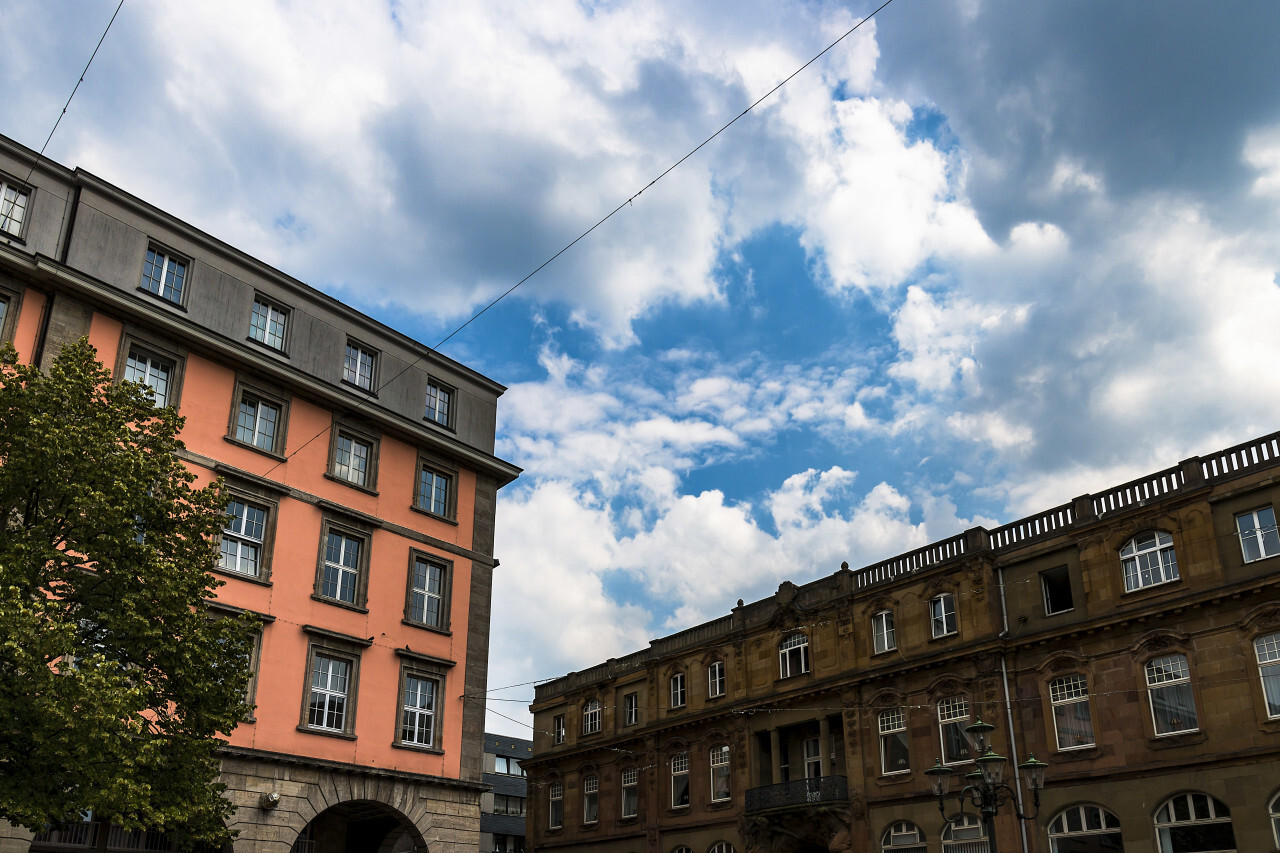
5;0;1280;736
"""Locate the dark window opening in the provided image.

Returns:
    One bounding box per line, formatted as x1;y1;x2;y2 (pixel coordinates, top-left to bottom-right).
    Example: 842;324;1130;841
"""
1041;566;1074;615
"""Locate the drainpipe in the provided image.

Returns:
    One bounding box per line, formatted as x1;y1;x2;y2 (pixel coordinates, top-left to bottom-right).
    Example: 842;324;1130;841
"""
997;565;1030;853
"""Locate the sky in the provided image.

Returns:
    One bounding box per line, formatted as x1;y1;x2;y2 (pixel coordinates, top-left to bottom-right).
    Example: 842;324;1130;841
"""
5;0;1280;738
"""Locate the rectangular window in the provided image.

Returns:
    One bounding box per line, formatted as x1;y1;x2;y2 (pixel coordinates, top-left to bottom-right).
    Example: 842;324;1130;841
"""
624;692;639;726
879;707;910;774
140;246;187;304
315;523;370;609
670;673;686;708
803;737;822;779
416;463;453;518
235;392;282;453
621;767;638;818
332;431;373;487
938;696;971;764
779;633;810;678
582;775;598;824
123;348;174;407
307;653;350;731
399;673;438;747
425;379;454;427
1256;633;1280;718
1041;566;1074;615
406;554;448;629
708;661;725;698
1050;674;1095;749
548;781;563;829
553;714;566;744
493;795;526;816
220;499;266;577
1121;531;1179;591
0;178;30;238
495;756;526;776
670;752;690;808
872;610;896;653
343;341;378;391
1146;654;1198;735
249;298;288;351
930;593;957;638
710;745;731;801
1237;507;1279;563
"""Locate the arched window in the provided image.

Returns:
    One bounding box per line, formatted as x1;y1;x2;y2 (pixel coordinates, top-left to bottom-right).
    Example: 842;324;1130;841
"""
708;844;737;853
582;774;598;824
941;815;988;852
1154;792;1236;853
548;779;563;829
1121;531;1178;591
671;847;693;853
881;821;926;852
1255;633;1280;718
1047;804;1123;852
1269;792;1280;848
582;698;601;734
779;633;810;678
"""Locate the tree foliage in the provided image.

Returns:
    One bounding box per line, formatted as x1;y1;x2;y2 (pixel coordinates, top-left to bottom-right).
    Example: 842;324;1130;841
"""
0;339;255;846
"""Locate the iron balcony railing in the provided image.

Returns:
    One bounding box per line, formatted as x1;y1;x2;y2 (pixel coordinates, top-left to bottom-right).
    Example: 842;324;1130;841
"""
744;776;849;813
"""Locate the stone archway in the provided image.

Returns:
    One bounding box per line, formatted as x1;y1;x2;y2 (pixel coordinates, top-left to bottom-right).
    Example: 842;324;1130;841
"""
290;800;427;853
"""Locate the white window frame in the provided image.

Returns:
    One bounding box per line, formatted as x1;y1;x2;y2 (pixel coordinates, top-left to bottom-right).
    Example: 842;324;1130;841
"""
779;632;810;678
1256;633;1280;719
942;814;988;851
319;528;364;606
1145;654;1199;735
621;767;638;818
1047;805;1122;853
710;745;731;802
306;653;350;731
937;695;971;765
803;736;822;779
416;462;453;518
872;610;896;653
0;177;30;238
670;751;690;808
343;341;378;390
624;692;639;726
235;392;282;453
582;774;598;824
553;714;566;744
1049;674;1095;750
878;707;910;775
399;672;439;747
582;699;601;734
1237;506;1279;563
881;821;926;851
407;554;447;629
1154;792;1236;853
930;594;957;638
1269;792;1280;850
220;498;267;578
425;379;454;427
140;246;187;304
708;660;725;698
332;431;373;487
548;780;563;829
1121;531;1179;592
670;672;686;708
123;347;174;407
249;297;288;351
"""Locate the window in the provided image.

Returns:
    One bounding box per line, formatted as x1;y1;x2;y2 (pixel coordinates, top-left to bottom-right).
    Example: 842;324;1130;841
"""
314;523;370;609
233;388;284;454
1049;674;1095;749
1257;633;1280;718
425;379;454;427
1121;531;1179;592
343;341;377;390
670;752;690;808
881;822;926;852
937;696;971;764
0;177;30;238
492;835;524;853
553;714;566;744
779;633;810;678
248;297;288;351
941;814;988;852
548;780;563;829
140;246;187;304
307;653;350;731
1047;805;1122;853
220;499;267;578
803;737;822;779
1270;792;1280;849
493;795;526;816
708;660;725;698
878;708;910;774
930;594;957;638
494;756;526;776
399;673;438;747
415;461;453;518
582;775;598;824
670;672;686;708
1154;793;1236;853
872;610;896;653
621;767;638;818
709;845;736;853
331;430;374;488
582;699;601;734
1146;654;1198;735
123;347;174;407
1041;566;1074;615
1237;507;1279;563
406;553;449;630
624;692;639;726
710;745;730;801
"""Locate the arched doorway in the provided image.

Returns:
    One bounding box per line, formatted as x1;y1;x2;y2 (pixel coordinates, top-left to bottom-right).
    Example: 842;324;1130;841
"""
290;800;427;853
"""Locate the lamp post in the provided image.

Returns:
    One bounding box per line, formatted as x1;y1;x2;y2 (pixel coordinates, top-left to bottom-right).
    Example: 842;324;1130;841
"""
923;718;1048;853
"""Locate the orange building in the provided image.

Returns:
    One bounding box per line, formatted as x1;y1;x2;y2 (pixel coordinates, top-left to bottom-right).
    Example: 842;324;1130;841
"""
0;133;519;853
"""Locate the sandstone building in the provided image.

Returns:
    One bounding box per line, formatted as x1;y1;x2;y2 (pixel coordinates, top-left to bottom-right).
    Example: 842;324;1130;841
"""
527;430;1280;853
0;133;520;853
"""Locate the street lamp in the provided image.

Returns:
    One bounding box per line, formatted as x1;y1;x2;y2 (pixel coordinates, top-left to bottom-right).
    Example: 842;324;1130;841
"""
923;718;1049;853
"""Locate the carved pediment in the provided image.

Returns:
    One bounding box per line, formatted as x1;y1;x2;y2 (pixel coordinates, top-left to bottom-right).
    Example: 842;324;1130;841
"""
1243;603;1280;636
1036;650;1088;674
1130;628;1190;657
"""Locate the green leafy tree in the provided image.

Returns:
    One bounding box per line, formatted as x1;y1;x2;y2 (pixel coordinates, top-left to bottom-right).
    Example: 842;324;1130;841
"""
0;338;255;847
